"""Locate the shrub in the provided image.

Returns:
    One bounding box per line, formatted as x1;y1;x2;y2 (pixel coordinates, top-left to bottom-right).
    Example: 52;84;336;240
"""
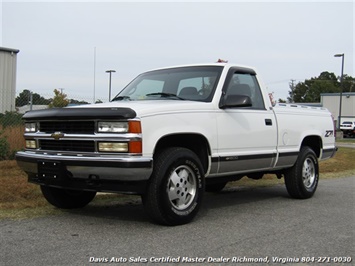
0;132;10;160
0;111;24;128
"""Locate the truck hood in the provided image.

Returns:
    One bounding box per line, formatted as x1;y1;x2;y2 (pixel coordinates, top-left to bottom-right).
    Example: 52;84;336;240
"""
73;100;212;118
22;100;212;121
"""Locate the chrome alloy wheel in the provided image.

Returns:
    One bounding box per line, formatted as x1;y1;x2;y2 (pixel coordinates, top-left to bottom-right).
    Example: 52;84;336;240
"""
167;165;197;210
302;157;316;189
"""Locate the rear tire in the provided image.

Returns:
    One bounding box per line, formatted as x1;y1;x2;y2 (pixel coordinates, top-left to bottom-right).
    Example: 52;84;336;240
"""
143;147;205;225
284;146;319;199
40;186;96;209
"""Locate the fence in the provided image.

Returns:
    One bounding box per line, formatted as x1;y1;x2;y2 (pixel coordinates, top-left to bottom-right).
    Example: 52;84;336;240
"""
0;111;24;159
1;91;99;160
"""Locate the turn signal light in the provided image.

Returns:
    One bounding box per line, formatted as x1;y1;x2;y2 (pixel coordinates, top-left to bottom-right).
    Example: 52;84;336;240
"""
129;121;142;133
129;141;142;154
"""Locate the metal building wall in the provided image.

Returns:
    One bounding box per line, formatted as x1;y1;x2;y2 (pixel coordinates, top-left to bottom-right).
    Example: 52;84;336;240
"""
321;93;355;124
341;94;355;117
0;47;20;113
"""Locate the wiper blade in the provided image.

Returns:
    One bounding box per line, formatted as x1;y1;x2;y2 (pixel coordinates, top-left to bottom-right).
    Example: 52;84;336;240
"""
146;92;185;100
111;96;131;101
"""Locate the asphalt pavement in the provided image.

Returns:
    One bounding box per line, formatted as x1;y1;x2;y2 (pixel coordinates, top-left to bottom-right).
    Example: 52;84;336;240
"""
1;176;354;266
336;142;355;149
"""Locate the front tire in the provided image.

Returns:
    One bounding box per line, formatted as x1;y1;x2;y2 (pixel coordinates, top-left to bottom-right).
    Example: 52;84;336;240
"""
284;146;319;199
40;186;96;209
143;147;205;225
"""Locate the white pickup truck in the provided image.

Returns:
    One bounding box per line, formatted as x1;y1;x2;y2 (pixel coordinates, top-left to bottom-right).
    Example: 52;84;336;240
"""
16;63;337;225
340;121;355;138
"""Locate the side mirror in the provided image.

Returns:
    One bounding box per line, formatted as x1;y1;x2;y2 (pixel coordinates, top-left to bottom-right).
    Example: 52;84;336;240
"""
219;95;252;109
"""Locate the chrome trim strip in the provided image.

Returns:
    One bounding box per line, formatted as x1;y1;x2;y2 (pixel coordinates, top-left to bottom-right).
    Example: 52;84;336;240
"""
16;151;151;163
24;132;142;141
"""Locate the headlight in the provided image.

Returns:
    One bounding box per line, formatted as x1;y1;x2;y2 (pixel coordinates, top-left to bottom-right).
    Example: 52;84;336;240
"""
98;122;128;133
98;142;128;152
25;122;37;133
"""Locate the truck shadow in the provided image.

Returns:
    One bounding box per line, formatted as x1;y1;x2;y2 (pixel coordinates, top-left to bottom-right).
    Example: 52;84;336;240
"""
204;184;289;208
62;184;290;225
63;195;147;223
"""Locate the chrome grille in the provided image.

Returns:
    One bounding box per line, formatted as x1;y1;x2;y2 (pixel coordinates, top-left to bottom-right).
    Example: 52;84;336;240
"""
40;140;95;152
39;121;95;134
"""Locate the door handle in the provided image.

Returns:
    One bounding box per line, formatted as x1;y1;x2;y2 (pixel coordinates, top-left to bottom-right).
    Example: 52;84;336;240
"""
265;119;272;126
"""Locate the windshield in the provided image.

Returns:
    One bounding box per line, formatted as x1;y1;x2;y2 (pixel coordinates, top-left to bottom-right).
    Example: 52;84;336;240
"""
112;66;223;102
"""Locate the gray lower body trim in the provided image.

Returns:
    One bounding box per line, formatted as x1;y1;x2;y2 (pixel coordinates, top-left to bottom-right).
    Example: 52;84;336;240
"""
321;147;337;160
275;152;299;168
209;151;299;177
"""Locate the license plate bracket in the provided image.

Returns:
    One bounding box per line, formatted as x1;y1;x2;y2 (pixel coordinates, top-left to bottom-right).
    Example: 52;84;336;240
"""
38;161;63;179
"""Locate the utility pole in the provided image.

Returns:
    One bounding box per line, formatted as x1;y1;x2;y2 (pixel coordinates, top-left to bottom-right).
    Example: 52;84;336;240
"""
289;79;296;103
29;91;33;111
106;70;116;102
93;47;96;103
334;53;345;129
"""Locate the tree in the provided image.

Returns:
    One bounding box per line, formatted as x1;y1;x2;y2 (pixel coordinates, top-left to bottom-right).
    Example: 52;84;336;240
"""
0;111;23;127
69;99;89;105
288;71;340;103
48;89;69;108
16;89;95;107
16;89;51;107
342;75;355;92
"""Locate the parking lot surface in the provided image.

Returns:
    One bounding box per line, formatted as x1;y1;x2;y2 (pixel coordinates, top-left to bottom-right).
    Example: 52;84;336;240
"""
1;177;354;265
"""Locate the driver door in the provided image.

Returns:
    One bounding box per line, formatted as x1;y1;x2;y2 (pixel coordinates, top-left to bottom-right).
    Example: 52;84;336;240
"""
216;69;277;174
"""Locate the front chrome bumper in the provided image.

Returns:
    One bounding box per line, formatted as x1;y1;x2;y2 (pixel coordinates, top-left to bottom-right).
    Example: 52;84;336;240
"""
16;151;153;182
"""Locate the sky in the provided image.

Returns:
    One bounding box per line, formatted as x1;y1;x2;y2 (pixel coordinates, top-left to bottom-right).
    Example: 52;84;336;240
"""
1;0;354;103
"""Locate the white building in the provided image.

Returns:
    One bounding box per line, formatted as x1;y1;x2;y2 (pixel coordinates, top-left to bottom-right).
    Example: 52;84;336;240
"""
17;105;48;114
0;47;20;113
321;92;355;126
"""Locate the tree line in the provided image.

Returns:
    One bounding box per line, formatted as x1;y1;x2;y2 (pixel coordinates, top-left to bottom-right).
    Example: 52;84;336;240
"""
15;89;103;108
286;72;354;103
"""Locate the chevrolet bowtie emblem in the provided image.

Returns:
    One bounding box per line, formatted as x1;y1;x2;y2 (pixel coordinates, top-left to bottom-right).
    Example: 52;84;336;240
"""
51;132;64;140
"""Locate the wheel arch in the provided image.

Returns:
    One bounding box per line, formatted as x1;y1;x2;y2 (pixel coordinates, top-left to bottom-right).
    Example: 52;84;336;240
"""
153;133;211;174
300;135;322;158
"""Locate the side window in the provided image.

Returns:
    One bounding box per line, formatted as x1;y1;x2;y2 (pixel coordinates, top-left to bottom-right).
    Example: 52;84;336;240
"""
225;73;265;109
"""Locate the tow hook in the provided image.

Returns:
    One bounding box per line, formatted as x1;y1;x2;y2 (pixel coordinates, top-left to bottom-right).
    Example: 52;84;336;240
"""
87;175;100;187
